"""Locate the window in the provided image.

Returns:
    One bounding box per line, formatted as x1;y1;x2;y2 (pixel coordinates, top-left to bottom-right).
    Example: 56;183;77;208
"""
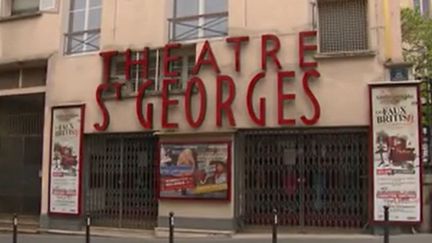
317;0;368;53
414;0;430;16
109;46;196;95
169;0;228;41
0;0;56;17
65;0;101;54
0;65;47;90
11;0;39;15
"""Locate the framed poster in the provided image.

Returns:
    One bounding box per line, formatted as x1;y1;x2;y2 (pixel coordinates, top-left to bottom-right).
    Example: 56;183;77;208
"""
159;142;231;200
48;105;85;215
369;82;423;224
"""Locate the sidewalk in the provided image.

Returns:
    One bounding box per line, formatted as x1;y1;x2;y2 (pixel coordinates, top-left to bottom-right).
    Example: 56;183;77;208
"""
1;232;432;243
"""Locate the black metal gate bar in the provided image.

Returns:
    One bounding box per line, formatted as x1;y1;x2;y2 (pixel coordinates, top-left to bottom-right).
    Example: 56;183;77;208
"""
85;133;158;229
0;113;43;215
240;127;369;228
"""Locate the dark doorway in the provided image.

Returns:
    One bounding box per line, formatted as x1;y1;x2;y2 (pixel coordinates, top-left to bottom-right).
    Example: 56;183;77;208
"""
0;94;44;216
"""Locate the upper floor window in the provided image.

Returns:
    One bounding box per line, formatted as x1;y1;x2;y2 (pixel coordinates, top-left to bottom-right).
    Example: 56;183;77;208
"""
414;0;430;16
169;0;228;42
0;0;55;17
11;0;39;15
109;45;195;96
0;63;47;90
65;0;101;54
317;0;368;53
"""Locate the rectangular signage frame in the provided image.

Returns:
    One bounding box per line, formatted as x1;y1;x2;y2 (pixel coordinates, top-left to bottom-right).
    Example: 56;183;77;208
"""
158;141;232;201
369;82;423;225
48;105;85;216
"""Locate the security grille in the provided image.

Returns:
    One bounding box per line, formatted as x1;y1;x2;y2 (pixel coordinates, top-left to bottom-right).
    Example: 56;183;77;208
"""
85;133;158;229
0;113;43;215
318;0;368;53
240;128;369;228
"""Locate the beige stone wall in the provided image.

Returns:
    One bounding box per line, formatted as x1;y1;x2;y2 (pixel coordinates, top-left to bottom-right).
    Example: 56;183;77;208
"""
0;0;408;224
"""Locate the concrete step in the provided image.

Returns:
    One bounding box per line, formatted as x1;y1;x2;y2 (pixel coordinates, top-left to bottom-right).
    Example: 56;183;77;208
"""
0;215;39;233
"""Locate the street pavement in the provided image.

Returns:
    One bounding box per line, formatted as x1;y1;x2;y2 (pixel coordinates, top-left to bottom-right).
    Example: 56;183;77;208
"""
1;233;432;243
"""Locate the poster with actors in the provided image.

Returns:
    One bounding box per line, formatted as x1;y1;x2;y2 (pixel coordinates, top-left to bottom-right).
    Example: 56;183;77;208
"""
49;105;84;215
159;142;230;200
370;83;422;223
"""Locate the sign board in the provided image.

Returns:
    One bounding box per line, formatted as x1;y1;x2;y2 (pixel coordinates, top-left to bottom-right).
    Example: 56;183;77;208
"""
159;142;231;200
370;83;423;224
48;105;85;215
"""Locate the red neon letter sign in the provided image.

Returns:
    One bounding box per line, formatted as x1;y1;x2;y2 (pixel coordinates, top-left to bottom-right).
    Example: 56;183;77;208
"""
100;51;118;83
277;71;296;125
94;82;123;131
163;43;182;77
261;34;282;70
184;77;207;128
125;48;149;80
301;70;321;125
216;75;236;127
192;40;221;74
135;80;154;129
161;79;179;129
299;31;318;69
246;72;266;126
226;36;250;72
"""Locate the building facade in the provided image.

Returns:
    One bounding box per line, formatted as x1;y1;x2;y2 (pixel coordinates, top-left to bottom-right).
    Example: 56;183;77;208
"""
0;0;429;234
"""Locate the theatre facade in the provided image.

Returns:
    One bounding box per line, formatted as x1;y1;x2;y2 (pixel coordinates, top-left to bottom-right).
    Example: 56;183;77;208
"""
0;0;428;234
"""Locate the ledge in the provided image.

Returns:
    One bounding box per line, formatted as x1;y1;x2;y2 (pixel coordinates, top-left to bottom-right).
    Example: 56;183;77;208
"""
315;50;376;59
384;61;412;68
0;12;42;23
102;89;187;100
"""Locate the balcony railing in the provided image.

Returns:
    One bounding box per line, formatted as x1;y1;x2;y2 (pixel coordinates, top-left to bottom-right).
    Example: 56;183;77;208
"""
64;29;101;55
168;12;228;42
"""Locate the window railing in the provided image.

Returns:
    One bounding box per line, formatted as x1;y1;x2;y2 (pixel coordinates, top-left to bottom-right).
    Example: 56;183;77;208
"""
64;29;101;55
168;12;228;42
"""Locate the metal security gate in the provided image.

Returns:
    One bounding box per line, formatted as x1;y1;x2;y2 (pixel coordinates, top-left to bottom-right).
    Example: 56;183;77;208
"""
85;133;157;229
0;113;43;215
239;128;369;228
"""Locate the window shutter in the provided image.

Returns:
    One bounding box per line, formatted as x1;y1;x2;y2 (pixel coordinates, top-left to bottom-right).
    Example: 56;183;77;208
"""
39;0;57;12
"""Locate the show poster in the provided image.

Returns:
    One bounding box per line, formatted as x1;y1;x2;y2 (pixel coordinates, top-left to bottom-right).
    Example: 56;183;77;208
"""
159;142;230;200
370;84;422;223
49;106;84;215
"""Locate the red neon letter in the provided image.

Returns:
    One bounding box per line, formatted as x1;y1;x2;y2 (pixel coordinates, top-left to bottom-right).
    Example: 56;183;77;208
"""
299;31;318;69
163;43;182;77
94;83;110;131
93;82;123;131
301;70;321;125
192;40;220;74
100;51;118;83
216;75;236;127
136;80;154;129
277;71;296;125
185;77;207;128
161;79;179;129
226;36;250;72
125;48;149;80
261;34;282;71
246;72;266;126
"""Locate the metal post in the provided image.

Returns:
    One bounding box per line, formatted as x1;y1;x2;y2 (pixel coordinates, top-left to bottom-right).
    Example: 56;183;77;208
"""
12;214;17;243
428;78;432;169
169;212;174;243
86;214;91;243
272;208;278;243
383;206;389;243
